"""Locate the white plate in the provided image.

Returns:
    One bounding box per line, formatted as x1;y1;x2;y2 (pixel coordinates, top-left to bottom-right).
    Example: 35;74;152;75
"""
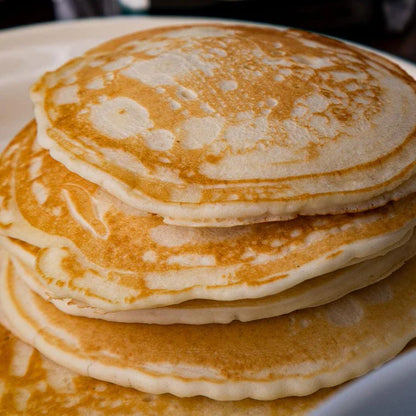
1;16;416;415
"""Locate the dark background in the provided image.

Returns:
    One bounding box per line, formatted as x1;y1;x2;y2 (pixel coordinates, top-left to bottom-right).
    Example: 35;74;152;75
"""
0;0;415;62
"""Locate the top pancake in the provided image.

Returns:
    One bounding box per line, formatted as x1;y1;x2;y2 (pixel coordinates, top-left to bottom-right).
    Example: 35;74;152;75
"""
31;24;416;227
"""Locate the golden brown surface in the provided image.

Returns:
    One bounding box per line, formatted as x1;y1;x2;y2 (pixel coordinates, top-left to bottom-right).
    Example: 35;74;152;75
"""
0;323;337;415
5;232;416;325
1;122;416;310
31;24;416;225
3;255;416;399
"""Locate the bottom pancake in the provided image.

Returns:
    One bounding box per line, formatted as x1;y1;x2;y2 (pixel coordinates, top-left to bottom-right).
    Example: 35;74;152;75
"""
2;252;416;401
0;317;338;416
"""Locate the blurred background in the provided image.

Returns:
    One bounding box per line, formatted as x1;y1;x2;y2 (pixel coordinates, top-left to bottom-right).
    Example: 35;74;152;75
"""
0;0;415;61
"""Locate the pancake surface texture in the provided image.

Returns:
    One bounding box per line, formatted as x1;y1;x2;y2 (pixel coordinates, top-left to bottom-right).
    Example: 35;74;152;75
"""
2;123;416;311
0;314;337;415
31;24;416;226
3;252;416;400
4;232;416;324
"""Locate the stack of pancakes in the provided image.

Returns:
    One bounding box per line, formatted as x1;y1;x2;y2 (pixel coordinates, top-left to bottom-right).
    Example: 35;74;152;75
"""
1;24;416;414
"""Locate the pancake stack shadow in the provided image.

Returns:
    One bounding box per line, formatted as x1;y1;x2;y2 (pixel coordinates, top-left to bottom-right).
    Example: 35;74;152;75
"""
1;23;416;415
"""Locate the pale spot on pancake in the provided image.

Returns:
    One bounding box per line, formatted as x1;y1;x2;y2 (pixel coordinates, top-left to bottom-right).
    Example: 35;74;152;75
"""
252;48;263;58
89;97;153;140
330;71;355;82
41;359;76;393
290;229;301;238
0;206;14;225
279;68;292;76
105;72;114;81
251;253;279;265
28;156;42;180
300;319;310;328
89;58;105;67
209;140;227;155
167;254;216;267
168;99;181;110
303;93;330;112
102;56;134;71
123;52;216;87
177;86;198;100
63;74;77;85
156;87;165;94
150;225;196;247
86;76;105;90
210;47;227;57
274;42;282;48
123;54;185;86
300;38;324;48
144;129;174;151
31;181;48;205
164;26;234;39
359;283;393;305
237;111;253;120
200;102;215;114
306;56;334;69
305;230;334;245
52;85;79;105
265;98;278;107
182;116;224;149
142;250;157;262
48;108;58;120
144;266;234;290
225;116;268;151
13;388;31;411
271;239;284;248
292;105;308;117
263;57;293;67
122;39;168;54
219;80;237;91
325;297;364;327
52;206;62;216
9;342;33;377
155;165;184;184
241;248;256;260
170;184;203;203
354;96;371;105
274;74;284;82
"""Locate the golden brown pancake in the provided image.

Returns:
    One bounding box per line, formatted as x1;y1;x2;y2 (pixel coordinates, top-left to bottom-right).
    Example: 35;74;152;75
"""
3;233;416;324
1;122;416;311
31;24;416;226
2;252;416;400
0;316;338;415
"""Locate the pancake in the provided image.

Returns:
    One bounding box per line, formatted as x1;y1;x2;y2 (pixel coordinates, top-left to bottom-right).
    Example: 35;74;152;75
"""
31;24;416;227
0;321;338;416
2;123;416;311
4;232;416;324
3;253;416;401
